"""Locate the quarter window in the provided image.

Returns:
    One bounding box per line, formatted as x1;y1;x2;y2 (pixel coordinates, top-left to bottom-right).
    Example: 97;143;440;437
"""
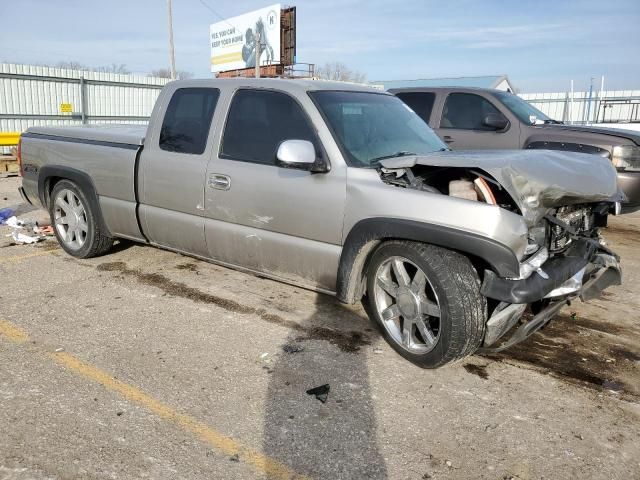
441;93;501;130
160;88;220;154
395;92;436;124
221;89;317;165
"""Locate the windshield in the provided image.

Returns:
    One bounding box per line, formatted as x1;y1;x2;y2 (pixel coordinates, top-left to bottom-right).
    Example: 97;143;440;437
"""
309;91;448;167
493;91;556;125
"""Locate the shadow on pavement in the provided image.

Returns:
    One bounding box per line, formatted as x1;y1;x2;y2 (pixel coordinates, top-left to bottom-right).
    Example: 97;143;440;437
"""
263;294;388;478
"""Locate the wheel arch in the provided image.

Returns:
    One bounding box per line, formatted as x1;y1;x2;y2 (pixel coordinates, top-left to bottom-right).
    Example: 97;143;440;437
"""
39;165;112;237
336;218;520;304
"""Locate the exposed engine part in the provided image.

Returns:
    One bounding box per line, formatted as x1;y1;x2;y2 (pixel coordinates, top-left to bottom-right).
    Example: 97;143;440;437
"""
380;167;440;193
379;165;519;212
545;205;603;253
449;180;478;201
474;177;497;205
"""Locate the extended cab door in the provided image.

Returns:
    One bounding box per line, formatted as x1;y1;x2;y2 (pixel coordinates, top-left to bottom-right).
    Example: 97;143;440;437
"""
433;91;520;150
393;91;437;126
138;86;220;257
203;88;346;292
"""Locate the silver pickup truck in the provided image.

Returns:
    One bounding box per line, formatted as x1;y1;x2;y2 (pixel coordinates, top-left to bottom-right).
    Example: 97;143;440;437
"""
17;79;623;368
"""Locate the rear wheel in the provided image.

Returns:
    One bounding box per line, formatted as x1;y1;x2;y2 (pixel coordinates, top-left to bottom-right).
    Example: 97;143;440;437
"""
49;180;113;258
366;241;486;368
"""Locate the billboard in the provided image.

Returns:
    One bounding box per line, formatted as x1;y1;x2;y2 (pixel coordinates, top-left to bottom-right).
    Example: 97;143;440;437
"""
210;4;281;74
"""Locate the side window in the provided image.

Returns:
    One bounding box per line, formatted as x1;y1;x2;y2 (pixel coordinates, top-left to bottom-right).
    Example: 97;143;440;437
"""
395;92;435;124
221;89;317;165
441;93;500;130
160;88;220;154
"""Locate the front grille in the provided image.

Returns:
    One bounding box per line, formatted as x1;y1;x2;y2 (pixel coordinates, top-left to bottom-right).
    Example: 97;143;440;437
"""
548;206;594;252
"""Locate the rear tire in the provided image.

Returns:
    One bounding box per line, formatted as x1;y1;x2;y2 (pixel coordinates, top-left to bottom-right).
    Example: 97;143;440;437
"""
365;240;486;368
49;180;113;258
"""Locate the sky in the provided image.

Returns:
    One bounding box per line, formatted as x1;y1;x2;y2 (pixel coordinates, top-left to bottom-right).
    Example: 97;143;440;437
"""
1;0;639;92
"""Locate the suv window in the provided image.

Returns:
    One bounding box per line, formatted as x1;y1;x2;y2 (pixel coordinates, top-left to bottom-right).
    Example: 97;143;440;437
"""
395;92;435;124
160;88;219;155
441;93;500;130
221;89;317;165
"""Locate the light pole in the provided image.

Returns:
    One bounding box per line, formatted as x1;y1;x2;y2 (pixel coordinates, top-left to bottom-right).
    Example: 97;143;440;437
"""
167;0;177;80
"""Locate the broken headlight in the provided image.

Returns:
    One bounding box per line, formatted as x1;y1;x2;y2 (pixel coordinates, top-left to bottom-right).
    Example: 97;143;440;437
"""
548;206;595;253
612;145;640;171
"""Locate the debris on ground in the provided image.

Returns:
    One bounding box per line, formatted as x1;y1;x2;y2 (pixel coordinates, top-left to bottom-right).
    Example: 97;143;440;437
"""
10;230;44;244
282;344;305;354
229;453;240;462
1;212;52;244
34;225;54;236
306;384;330;403
3;216;23;228
0;208;16;224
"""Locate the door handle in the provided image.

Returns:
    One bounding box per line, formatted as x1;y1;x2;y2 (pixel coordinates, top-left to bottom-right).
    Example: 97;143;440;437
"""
208;174;231;191
443;135;455;144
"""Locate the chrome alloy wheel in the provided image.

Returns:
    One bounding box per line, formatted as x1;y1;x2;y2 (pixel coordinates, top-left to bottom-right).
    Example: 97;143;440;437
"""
53;189;88;250
373;256;442;353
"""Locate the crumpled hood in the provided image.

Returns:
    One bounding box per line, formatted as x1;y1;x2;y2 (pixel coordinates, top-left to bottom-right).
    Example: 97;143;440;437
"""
380;149;624;225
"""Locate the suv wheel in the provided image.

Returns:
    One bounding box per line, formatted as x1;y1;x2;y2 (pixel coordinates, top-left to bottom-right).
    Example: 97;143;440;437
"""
49;180;113;258
366;241;486;368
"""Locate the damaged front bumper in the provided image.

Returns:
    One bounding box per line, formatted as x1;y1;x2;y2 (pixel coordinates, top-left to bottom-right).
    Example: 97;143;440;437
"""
479;238;622;351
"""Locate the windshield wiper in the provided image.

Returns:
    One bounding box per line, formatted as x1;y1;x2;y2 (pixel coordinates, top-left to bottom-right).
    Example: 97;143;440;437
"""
370;151;417;164
543;119;563;125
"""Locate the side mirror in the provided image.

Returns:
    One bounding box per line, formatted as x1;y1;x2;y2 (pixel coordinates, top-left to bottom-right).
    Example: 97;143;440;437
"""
276;139;329;173
483;113;509;131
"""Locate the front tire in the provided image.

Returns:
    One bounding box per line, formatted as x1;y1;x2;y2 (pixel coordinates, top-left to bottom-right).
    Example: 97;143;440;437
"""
49;180;113;258
365;241;486;368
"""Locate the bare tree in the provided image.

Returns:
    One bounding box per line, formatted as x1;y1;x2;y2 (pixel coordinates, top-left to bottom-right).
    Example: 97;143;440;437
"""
149;69;193;80
315;62;367;83
55;61;88;70
96;63;131;74
42;62;131;75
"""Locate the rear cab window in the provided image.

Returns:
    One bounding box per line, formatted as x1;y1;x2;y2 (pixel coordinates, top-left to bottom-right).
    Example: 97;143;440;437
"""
395;92;436;124
441;92;500;130
160;88;220;154
220;89;319;165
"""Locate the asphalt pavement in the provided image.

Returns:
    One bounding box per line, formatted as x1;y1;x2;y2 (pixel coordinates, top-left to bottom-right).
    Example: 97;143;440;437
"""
1;176;639;479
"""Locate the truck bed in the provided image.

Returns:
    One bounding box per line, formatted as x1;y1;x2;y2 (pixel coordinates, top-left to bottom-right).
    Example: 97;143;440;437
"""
20;124;147;242
26;125;146;146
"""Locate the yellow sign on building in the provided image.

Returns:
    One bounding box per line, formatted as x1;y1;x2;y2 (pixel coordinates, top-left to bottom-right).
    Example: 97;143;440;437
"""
60;103;73;113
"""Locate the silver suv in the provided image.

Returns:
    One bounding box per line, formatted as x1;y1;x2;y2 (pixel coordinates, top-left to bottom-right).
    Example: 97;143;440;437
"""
18;79;623;367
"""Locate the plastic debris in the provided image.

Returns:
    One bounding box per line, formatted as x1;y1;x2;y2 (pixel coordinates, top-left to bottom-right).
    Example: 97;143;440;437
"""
282;344;304;354
34;225;54;236
11;230;43;244
4;216;23;228
306;384;330;403
0;208;16;224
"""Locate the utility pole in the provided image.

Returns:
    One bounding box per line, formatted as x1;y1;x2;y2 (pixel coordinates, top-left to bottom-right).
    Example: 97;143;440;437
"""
167;0;177;80
255;30;261;78
570;79;574;125
585;77;594;125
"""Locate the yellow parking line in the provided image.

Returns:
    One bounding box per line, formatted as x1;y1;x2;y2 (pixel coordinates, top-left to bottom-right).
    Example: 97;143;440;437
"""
0;248;59;264
0;319;304;480
0;319;29;343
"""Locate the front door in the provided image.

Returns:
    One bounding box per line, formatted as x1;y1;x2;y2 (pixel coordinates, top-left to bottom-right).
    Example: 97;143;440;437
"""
203;88;346;292
434;92;520;150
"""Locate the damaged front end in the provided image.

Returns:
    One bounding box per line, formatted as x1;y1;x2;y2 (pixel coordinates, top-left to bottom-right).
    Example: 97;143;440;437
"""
378;150;624;351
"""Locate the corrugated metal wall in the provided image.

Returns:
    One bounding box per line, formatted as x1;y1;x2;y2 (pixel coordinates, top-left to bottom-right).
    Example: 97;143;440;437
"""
520;90;640;125
0;63;170;152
